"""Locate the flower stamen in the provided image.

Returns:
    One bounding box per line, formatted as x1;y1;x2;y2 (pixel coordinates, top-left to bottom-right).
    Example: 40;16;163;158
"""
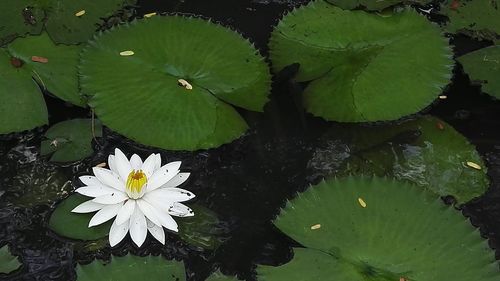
126;170;147;199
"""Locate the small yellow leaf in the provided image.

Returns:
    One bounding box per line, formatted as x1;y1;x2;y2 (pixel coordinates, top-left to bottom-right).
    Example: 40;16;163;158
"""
144;12;157;18
438;95;447;99
178;79;193;90
75;10;86;17
358;197;367;208
466;161;482;170
119;50;135;56
310;224;321;230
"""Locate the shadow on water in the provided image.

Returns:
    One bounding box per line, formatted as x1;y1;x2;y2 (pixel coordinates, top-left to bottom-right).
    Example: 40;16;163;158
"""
1;0;500;280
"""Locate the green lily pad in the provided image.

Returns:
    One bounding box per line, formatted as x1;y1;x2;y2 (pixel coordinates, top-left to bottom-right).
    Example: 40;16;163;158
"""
0;246;21;274
0;50;47;134
269;1;453;122
257;177;500;281
1;0;137;46
325;0;432;11
205;270;239;281
0;0;45;46
178;205;225;250
41;119;102;162
76;254;185;281
49;194;111;241
441;0;500;41
80;16;270;150
311;115;489;204
458;45;500;99
6;33;85;106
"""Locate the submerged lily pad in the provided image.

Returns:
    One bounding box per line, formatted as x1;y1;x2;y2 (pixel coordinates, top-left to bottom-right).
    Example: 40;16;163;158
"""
76;254;185;281
6;33;85;106
441;0;500;41
178;205;225;250
257;177;500;281
49;194;111;241
458;45;500;99
310;115;488;204
325;0;432;11
270;1;453;122
0;246;21;274
0;50;47;134
80;16;270;150
41;119;102;162
0;0;137;45
206;270;240;281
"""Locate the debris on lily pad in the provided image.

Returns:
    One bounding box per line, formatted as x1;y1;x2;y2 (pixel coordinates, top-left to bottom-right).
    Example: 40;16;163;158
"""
41;119;102;162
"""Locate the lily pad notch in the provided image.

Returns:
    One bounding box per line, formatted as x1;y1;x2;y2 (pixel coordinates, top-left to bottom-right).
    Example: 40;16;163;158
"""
269;0;453;122
79;15;271;151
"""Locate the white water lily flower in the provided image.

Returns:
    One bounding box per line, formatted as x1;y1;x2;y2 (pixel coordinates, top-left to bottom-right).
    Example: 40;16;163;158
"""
72;148;195;247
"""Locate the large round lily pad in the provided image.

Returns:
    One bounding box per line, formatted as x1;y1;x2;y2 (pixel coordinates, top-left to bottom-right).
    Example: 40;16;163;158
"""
309;115;489;204
0;50;47;134
49;194;111;241
41;119;102;162
269;0;453;122
7;33;85;106
0;0;137;45
458;45;500;99
441;0;500;41
257;177;500;281
80;16;270;150
76;254;185;281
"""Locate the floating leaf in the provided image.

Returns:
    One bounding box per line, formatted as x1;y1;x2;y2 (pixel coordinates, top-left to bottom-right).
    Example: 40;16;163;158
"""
269;1;453;122
0;0;45;46
310;115;489;204
0;246;21;274
41;119;102;162
325;0;432;11
458;45;500;99
80;16;270;150
0;0;137;45
178;205;225;250
257;177;500;281
0;50;47;134
49;194;111;241
76;254;185;281
6;33;85;106
441;0;500;41
205;270;239;281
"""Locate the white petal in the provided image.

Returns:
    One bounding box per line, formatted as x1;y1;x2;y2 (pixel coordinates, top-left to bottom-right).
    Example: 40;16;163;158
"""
146;219;165;245
71;200;105;213
147;187;195;203
88;204;121;227
157;212;178;232
115;199;136;225
76;185;116;198
92;167;125;191
163;172;190;188
136;199;162;226
109;218;129;247
168;202;194;217
146;161;181;192
114;148;133;182
141;154;157;178
130;154;143;170
92;192;128;204
108;155;117;174
154;154;161;170
129;207;147;247
79;175;101;186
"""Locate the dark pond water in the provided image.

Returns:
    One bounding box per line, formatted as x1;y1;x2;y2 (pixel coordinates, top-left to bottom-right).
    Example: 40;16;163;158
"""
1;0;500;280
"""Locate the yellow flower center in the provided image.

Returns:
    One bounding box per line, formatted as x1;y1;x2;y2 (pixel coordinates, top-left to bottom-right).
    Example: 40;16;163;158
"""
126;170;147;196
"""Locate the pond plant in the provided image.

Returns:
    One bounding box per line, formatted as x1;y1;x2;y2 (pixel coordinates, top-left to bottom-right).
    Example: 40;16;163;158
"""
1;0;500;280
